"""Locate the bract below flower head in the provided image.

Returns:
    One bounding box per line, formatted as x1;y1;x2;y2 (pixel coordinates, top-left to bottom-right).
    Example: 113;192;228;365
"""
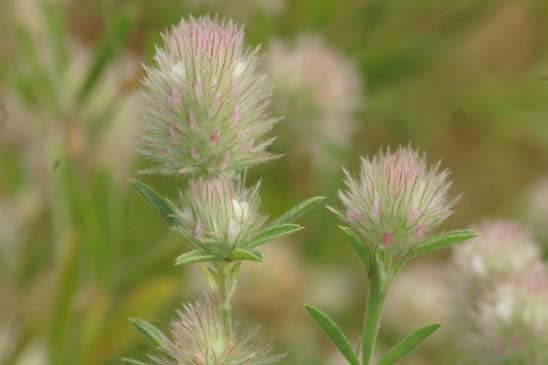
139;15;279;177
157;296;282;365
174;176;265;256
331;146;456;250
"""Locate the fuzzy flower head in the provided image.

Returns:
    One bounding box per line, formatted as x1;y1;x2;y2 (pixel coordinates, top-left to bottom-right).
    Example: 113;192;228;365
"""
174;176;265;256
332;147;456;249
465;268;548;365
160;296;281;365
266;35;361;165
452;221;540;281
139;16;279;176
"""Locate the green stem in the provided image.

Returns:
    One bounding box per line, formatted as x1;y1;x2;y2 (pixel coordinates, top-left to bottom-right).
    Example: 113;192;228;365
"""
216;262;235;339
362;266;387;365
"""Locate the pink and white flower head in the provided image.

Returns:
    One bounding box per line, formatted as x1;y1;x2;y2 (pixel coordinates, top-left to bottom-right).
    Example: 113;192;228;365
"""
139;16;279;176
331;146;456;250
159;296;281;365
464;267;548;365
452;221;540;280
266;35;361;165
174;176;265;256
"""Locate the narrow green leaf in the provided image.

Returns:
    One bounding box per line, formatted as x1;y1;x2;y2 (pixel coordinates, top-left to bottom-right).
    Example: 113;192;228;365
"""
271;196;326;226
129;318;168;350
121;358;150;365
174;250;219;266
305;305;359;365
130;179;176;226
410;229;478;257
338;225;370;271
245;224;304;249
230;249;263;262
378;324;441;365
76;6;135;106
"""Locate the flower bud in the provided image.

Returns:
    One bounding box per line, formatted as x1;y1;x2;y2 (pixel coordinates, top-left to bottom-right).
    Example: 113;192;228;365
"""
174;176;265;256
160;296;281;365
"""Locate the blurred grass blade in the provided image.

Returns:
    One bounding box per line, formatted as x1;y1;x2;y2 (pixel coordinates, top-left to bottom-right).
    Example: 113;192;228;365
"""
271;196;325;226
410;229;478;257
245;224;304;249
129;318;168;350
174;250;218;266
305;305;359;365
76;5;135;107
41;1;68;76
14;24;55;108
122;358;150;365
131;179;176;226
230;249;263;262
377;324;441;365
339;225;370;271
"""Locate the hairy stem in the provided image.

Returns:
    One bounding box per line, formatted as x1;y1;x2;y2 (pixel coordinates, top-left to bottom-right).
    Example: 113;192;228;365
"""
216;261;236;339
362;265;388;365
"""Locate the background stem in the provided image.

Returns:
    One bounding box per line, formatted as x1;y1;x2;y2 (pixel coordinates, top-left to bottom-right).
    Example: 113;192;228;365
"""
362;268;387;365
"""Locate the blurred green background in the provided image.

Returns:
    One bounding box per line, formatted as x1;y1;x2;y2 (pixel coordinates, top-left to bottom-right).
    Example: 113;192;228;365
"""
2;0;548;364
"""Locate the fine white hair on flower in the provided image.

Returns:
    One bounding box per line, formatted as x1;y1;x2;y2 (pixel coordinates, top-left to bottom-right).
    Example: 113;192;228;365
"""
330;146;457;248
462;267;548;365
173;176;266;255
138;16;280;176
155;296;282;365
266;34;361;165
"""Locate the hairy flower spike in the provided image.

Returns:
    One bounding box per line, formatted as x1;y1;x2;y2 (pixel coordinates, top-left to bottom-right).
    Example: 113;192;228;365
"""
174;176;266;256
157;296;281;365
462;268;548;365
266;35;361;165
139;16;279;176
331;146;456;250
452;221;540;280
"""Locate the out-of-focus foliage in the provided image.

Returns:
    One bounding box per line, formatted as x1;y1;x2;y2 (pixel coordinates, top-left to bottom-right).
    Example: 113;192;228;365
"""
2;0;548;364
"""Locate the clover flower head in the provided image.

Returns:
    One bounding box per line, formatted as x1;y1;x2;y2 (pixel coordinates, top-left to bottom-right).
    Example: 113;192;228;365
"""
174;176;265;256
452;221;540;280
331;146;456;249
465;268;548;365
159;296;281;365
139;16;279;176
266;35;361;164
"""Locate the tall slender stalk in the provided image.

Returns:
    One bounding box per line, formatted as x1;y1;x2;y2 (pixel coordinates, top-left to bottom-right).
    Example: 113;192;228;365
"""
362;265;387;365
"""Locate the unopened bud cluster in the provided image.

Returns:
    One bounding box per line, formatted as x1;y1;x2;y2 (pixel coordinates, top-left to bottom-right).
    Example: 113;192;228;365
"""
158;296;280;365
174;176;265;255
331;146;456;251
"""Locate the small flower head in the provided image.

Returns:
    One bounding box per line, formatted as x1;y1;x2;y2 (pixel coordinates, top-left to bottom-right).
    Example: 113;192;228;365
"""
464;268;548;365
452;221;540;280
159;296;281;365
331;146;456;250
174;176;265;256
266;35;361;165
449;221;543;339
139;16;279;176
